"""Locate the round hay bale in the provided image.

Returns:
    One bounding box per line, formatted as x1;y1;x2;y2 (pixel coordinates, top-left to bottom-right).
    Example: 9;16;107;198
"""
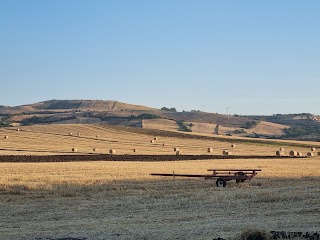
93;148;98;152
176;150;181;156
207;147;213;153
96;135;99;138
154;137;158;140
289;150;297;157
133;149;138;153
317;152;320;156
279;147;285;151
72;148;77;152
174;147;179;152
276;150;284;157
311;147;316;151
231;144;236;148
4;136;8;139
297;152;303;157
162;143;166;147
16;129;20;132
69;132;73;136
77;133;81;137
109;149;116;155
223;151;232;156
150;140;155;143
307;152;314;157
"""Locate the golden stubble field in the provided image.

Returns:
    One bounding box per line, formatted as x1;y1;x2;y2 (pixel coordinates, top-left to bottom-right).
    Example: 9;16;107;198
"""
0;124;319;156
0;124;320;239
0;158;320;240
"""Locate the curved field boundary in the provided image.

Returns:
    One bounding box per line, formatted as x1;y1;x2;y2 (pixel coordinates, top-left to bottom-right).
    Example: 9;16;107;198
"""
0;154;305;163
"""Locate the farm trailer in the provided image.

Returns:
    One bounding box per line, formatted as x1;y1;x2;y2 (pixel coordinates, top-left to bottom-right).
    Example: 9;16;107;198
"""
151;169;261;187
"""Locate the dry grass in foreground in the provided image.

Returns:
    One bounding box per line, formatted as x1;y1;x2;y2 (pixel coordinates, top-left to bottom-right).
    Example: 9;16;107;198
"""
0;158;319;240
0;158;319;191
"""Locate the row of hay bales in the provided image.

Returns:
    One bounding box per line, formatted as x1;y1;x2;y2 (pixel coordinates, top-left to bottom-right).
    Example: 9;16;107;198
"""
150;137;166;146
175;149;232;156
69;132;100;138
174;144;235;156
3;128;20;138
276;147;320;157
69;132;82;137
71;148;139;154
150;137;158;144
71;144;236;156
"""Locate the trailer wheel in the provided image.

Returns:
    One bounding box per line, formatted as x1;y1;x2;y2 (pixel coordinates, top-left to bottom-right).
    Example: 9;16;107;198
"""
216;178;226;187
235;171;245;183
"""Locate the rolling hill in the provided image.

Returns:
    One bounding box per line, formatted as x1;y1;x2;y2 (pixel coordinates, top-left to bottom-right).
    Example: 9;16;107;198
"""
1;99;319;141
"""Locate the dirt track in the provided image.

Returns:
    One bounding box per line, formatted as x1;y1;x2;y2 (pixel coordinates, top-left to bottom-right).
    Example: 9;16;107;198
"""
0;154;303;162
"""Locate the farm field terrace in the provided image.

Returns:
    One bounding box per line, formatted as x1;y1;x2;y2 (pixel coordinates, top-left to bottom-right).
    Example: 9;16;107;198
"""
0;158;319;240
0;124;319;156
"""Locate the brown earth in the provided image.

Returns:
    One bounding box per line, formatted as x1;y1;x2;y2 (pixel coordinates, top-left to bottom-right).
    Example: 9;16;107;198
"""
0;154;300;162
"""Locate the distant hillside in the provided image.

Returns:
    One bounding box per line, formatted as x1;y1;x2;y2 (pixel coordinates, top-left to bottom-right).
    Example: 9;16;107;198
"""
0;105;35;114
1;100;319;141
157;112;250;127
0;100;157;114
32;100;157;111
0;100;250;127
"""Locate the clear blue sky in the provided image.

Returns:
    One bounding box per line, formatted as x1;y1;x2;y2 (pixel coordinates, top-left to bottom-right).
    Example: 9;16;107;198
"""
1;0;319;115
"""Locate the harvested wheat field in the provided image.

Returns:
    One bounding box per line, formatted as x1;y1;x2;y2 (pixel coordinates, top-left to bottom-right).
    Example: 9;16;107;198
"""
0;124;318;156
0;124;320;239
142;118;179;131
246;121;287;137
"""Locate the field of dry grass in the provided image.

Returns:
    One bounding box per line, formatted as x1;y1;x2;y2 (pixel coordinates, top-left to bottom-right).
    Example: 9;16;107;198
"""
0;124;319;239
0;124;318;156
0;158;319;239
142;119;179;131
247;121;287;136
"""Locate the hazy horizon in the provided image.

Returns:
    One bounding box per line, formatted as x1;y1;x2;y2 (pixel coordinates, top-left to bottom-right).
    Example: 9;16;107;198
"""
1;1;319;115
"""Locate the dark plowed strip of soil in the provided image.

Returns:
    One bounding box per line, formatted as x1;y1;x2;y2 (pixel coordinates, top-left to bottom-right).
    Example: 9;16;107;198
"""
0;154;305;163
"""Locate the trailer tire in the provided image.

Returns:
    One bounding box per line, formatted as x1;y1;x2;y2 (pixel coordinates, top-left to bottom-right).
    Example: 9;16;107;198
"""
216;178;226;187
235;171;246;183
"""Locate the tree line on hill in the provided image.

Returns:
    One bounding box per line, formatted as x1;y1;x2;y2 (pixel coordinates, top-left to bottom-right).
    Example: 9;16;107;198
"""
161;107;177;112
282;125;320;139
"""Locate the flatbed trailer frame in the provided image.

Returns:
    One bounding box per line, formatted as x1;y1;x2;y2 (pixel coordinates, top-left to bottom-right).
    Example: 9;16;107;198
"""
151;169;261;187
